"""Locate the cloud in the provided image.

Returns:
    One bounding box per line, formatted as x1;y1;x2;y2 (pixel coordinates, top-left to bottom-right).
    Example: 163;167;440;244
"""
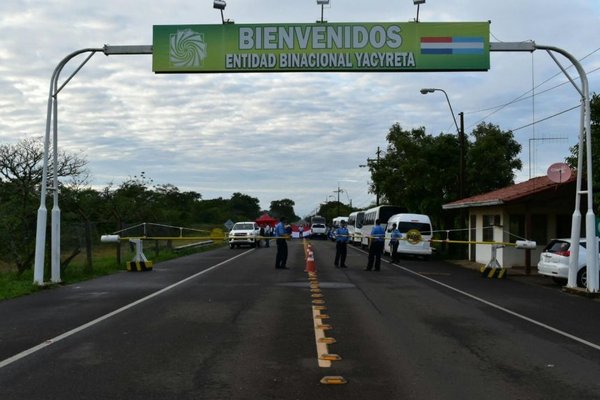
0;0;599;216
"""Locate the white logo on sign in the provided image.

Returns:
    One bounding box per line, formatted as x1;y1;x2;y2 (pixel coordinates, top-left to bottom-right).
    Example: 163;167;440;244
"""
169;29;207;68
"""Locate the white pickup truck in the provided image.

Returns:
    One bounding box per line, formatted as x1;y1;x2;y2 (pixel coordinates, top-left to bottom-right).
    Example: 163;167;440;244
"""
228;222;261;249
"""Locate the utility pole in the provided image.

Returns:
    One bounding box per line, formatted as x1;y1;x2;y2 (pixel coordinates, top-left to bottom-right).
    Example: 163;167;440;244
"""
359;147;382;206
458;112;466;200
373;147;382;206
333;184;344;217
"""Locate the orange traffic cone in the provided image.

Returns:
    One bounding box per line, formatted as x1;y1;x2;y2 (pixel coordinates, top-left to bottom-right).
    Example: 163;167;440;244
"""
306;249;316;273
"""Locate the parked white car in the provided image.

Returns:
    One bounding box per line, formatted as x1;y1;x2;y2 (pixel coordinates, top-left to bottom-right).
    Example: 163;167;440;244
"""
228;222;260;249
537;238;599;287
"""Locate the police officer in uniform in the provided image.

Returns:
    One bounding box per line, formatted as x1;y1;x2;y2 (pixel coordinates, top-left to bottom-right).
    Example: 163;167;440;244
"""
366;219;385;271
334;220;349;268
274;217;288;269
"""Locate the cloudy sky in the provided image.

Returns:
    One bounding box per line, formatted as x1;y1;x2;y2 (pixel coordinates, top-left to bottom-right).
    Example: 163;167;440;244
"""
1;1;599;218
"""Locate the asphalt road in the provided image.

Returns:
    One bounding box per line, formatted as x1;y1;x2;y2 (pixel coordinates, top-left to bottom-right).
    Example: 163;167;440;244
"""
1;239;600;399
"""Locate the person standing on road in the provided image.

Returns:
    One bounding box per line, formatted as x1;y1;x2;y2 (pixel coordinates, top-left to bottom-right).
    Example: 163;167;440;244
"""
366;219;385;271
334;220;349;268
274;217;288;269
264;224;271;248
258;225;265;248
389;223;401;263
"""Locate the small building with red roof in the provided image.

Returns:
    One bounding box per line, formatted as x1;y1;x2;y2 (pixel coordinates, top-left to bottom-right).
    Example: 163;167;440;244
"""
443;175;578;270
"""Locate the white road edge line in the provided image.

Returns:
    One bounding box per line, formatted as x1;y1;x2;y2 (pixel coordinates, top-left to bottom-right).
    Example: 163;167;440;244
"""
388;261;600;351
0;249;253;369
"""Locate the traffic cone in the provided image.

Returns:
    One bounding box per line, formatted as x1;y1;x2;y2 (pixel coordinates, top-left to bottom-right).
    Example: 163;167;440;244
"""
306;249;316;272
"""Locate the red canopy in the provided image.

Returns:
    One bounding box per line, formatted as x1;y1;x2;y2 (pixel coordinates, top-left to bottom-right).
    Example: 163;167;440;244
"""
255;213;277;227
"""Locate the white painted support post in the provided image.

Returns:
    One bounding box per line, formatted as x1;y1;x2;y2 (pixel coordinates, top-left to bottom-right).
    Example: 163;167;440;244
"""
33;45;152;286
491;41;596;292
130;239;148;263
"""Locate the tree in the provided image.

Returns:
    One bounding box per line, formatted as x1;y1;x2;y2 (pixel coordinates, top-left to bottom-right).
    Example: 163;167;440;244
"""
194;197;230;224
0;137;88;274
102;172;159;233
270;199;300;222
466;123;522;196
153;183;202;225
369;122;522;229
318;201;353;224
61;186;103;273
229;192;260;221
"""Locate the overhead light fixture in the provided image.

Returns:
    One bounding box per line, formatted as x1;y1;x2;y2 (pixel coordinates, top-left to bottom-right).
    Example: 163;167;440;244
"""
413;0;425;22
316;0;330;23
419;87;460;134
213;0;234;24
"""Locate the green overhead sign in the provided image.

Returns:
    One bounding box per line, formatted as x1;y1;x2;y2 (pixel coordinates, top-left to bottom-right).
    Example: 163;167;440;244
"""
152;22;489;73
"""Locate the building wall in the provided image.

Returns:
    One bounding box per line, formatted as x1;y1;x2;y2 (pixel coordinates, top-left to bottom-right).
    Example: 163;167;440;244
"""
468;206;565;268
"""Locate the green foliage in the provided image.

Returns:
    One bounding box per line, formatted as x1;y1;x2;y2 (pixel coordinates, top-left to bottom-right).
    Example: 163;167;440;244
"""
0;241;225;301
269;198;300;222
0;270;41;300
317;201;353;224
369;122;522;229
466;122;522;195
229;192;261;221
0;137;88;274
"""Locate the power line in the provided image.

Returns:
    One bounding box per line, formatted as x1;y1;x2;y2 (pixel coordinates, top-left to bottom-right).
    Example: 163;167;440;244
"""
510;104;581;133
465;47;600;130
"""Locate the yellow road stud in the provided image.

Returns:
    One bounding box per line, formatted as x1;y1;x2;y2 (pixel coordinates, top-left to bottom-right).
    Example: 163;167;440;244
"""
320;353;342;361
318;337;336;344
320;376;347;385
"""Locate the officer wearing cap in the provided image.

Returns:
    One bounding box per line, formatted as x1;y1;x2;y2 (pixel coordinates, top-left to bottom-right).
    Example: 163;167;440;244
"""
334;219;349;268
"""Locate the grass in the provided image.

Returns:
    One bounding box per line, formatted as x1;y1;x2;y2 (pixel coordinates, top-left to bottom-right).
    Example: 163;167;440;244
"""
0;239;226;302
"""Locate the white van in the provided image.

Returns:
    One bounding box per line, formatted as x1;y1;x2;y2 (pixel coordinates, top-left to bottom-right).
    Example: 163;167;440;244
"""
360;205;406;247
384;213;433;258
347;211;364;245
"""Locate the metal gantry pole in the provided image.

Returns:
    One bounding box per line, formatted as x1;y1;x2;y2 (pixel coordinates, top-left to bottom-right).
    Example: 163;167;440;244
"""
491;41;595;292
33;45;152;285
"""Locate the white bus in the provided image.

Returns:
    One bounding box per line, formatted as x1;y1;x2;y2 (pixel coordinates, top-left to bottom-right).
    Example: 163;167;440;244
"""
360;205;406;247
384;213;433;258
331;216;347;227
347;210;364;246
330;216;348;241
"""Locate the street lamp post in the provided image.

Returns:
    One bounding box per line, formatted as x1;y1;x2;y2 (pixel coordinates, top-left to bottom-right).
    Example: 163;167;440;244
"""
420;88;466;200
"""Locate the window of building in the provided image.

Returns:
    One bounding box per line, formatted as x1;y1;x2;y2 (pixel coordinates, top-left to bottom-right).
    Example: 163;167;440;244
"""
482;214;500;242
509;214;525;242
